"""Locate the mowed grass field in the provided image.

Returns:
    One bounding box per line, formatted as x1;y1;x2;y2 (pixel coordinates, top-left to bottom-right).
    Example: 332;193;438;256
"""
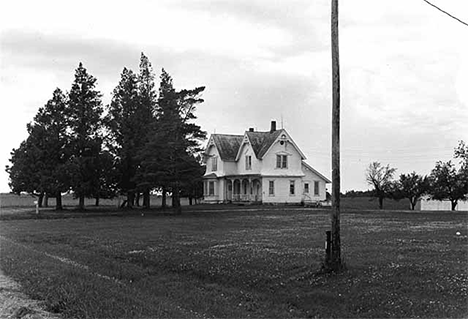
0;206;467;318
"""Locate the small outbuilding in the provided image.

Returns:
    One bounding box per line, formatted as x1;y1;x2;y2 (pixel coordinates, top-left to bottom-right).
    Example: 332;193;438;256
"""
415;196;468;211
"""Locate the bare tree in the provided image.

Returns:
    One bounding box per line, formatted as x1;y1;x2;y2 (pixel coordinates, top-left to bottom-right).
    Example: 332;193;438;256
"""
366;162;397;209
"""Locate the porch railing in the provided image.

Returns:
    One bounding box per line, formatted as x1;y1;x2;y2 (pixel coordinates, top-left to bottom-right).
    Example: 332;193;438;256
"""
232;194;261;202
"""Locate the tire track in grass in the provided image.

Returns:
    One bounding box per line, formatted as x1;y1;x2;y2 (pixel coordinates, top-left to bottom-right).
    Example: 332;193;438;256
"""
0;235;208;319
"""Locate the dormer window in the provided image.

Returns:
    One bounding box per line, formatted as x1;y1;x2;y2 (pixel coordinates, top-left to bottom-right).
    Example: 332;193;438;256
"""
212;156;218;171
276;155;287;169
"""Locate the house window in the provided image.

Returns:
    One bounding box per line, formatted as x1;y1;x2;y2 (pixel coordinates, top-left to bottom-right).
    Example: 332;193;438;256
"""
314;181;320;196
245;155;252;170
269;181;275;196
209;181;215;196
290;180;295;196
276;155;287;168
304;183;309;194
212;156;217;171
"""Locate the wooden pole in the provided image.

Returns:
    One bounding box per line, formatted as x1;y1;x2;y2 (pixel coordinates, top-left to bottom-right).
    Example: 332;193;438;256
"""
328;0;342;270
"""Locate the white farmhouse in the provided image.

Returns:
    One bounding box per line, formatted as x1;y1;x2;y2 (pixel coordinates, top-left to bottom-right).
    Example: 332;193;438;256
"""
202;121;331;204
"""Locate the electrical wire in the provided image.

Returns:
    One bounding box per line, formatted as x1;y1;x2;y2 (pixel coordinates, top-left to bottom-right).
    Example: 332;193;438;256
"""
422;0;468;27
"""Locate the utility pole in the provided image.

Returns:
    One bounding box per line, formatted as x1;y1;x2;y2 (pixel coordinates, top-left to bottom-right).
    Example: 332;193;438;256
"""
326;0;342;271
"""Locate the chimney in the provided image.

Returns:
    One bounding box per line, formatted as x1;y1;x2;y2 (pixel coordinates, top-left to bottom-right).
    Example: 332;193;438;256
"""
270;120;276;132
249;127;254;132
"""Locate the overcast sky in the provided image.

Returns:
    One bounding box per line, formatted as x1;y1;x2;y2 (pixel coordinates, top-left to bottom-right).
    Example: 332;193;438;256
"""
1;0;467;193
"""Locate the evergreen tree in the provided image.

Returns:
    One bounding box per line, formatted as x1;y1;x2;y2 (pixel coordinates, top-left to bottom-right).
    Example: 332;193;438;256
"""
139;69;206;213
106;67;140;207
6;88;70;210
30;88;70;209
66;63;104;210
136;53;158;208
6;139;44;203
106;53;157;209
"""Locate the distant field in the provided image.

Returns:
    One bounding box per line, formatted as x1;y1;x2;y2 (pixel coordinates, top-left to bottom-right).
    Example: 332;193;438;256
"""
340;196;410;210
0;206;466;318
1;193;409;211
0;193;189;209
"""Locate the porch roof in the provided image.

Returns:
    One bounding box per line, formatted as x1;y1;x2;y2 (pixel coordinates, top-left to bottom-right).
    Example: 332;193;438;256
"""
224;174;262;180
202;173;219;179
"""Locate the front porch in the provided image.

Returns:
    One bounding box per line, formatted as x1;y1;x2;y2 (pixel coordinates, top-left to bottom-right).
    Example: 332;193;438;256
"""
225;177;262;204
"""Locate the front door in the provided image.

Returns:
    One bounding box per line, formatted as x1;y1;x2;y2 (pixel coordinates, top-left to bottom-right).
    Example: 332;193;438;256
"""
226;181;233;201
252;179;262;202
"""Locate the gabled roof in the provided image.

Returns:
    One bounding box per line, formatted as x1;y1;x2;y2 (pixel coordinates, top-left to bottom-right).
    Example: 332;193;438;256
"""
302;161;332;183
252;129;307;160
208;134;243;161
245;130;283;159
206;128;307;162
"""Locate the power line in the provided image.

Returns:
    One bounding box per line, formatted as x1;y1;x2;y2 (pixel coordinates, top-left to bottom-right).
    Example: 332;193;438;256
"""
422;0;468;27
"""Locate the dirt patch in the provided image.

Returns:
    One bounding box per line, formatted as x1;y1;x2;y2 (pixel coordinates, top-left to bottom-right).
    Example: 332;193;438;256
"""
0;269;60;319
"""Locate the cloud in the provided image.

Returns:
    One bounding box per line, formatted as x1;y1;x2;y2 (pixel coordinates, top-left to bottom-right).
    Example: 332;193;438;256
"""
1;0;296;60
1;30;141;76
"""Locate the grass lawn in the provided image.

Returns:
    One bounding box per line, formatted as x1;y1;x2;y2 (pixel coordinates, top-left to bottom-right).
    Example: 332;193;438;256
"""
0;206;467;318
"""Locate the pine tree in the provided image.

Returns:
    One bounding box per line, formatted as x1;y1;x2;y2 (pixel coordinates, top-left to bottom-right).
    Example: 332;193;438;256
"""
66;63;104;210
6;88;70;210
106;67;140;207
31;88;70;209
6;139;44;202
106;54;158;209
136;53;158;208
139;69;206;213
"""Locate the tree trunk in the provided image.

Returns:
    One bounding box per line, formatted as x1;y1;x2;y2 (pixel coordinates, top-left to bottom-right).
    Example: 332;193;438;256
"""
95;196;99;206
56;192;63;211
38;192;44;208
79;194;85;210
410;199;416;211
135;192;140;207
143;189;150;209
120;199;128;208
451;200;457;211
378;196;384;209
127;191;134;208
188;196;193;206
44;193;49;208
172;184;181;214
161;188;167;208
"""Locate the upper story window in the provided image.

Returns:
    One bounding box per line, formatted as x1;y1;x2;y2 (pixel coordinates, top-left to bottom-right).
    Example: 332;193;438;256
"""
245;155;252;170
276;155;288;169
314;181;320;196
212;156;217;171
